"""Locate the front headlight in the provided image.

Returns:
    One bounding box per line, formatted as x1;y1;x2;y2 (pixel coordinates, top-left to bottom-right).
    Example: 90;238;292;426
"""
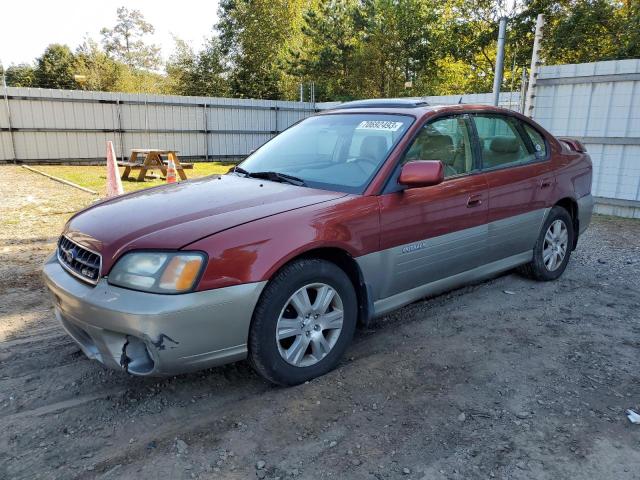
108;251;206;293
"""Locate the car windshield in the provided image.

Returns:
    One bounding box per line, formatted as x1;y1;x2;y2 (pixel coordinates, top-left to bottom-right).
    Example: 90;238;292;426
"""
236;113;414;193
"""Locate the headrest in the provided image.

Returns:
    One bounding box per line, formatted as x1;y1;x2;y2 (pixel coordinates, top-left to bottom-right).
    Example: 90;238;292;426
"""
360;136;388;160
490;136;519;153
424;134;453;150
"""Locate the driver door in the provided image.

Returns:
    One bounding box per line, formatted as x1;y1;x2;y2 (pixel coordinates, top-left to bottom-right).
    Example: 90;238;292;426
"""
374;114;489;299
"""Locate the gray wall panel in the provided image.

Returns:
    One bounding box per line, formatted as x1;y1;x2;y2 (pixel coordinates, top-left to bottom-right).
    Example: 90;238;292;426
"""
2;63;638;213
0;87;316;163
0;132;12;160
533;59;640;203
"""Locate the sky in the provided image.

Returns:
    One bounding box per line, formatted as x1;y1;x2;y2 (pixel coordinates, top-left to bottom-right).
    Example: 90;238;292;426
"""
0;0;220;67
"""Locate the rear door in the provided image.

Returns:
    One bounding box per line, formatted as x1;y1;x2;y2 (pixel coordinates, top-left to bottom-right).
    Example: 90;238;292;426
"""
471;113;554;263
373;114;489;300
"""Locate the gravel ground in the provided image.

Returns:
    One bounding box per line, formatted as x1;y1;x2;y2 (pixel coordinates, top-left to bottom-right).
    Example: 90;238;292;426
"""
1;165;639;480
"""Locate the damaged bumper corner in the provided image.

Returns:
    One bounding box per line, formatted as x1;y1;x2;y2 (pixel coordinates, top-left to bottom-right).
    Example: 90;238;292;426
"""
42;254;266;376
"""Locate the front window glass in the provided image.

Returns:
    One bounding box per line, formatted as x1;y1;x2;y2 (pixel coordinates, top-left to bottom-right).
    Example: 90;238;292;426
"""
402;115;474;178
237;114;413;193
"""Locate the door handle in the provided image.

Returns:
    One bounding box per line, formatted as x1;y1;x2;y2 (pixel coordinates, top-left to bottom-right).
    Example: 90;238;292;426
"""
467;194;483;208
538;177;553;189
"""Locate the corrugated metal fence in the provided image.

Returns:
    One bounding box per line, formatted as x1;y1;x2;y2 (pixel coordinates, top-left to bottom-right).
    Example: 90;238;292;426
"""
531;59;640;217
0;89;526;165
2;59;639;216
0;90;523;164
0;88;316;163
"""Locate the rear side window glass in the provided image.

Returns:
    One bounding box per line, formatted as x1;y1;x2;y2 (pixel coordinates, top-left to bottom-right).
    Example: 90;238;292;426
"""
523;123;547;158
473;115;534;169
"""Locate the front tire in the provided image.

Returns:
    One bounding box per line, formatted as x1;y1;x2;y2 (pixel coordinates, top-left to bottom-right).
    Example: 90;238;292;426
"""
248;258;357;386
520;206;574;281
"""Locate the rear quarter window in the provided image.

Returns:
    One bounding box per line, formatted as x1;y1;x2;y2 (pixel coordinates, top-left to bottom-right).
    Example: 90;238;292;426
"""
523;123;548;159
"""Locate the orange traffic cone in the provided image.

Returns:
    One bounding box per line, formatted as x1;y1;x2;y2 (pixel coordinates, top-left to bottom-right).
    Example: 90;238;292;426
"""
106;141;124;197
166;158;177;184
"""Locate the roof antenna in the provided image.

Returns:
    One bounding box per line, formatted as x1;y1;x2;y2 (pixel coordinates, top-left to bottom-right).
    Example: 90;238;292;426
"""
458;96;463;104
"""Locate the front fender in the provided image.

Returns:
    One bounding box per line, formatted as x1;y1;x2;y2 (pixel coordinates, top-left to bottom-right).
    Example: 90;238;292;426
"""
186;195;380;291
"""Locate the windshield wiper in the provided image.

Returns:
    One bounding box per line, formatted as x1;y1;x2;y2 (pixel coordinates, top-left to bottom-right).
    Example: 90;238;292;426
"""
234;168;306;187
231;166;250;176
231;165;306;186
250;171;306;186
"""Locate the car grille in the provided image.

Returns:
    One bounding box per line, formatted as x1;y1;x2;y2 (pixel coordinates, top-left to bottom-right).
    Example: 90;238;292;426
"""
57;236;102;285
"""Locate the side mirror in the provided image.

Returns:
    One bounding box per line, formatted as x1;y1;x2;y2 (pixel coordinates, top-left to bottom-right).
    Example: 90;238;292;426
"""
398;160;444;188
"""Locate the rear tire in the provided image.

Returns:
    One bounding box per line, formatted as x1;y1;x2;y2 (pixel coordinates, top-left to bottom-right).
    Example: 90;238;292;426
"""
520;206;574;281
248;258;357;386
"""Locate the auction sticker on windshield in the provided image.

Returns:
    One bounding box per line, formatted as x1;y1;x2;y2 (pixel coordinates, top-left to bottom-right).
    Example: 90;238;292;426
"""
356;120;404;131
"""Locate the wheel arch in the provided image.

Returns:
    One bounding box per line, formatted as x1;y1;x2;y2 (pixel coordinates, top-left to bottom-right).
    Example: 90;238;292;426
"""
554;197;579;249
267;247;373;327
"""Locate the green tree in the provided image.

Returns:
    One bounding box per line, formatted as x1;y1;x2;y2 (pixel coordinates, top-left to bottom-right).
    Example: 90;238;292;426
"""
509;0;640;75
436;0;510;93
34;44;77;89
617;0;640;59
4;64;37;87
112;67;170;94
294;0;441;100
7;0;640;99
74;39;127;91
542;0;640;64
101;6;161;70
356;0;439;97
217;0;306;99
166;37;230;96
292;0;362;101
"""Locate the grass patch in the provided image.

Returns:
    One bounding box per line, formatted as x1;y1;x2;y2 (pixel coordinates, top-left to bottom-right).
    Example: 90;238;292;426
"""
36;163;233;193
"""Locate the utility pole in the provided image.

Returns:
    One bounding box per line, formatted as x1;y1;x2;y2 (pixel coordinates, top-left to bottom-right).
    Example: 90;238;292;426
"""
492;17;507;106
519;67;528;114
524;14;545;117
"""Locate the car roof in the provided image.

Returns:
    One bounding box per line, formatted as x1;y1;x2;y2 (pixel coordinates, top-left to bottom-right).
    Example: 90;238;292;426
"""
335;98;430;109
322;101;527;119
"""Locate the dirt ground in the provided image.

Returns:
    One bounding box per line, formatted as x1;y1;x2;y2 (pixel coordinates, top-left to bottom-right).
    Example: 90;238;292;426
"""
1;165;639;480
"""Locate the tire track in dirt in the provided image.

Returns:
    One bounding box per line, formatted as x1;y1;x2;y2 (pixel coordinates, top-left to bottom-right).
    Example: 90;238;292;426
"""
2;392;127;422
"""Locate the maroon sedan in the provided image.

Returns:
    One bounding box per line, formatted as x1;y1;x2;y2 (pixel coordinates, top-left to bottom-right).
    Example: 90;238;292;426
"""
43;99;593;385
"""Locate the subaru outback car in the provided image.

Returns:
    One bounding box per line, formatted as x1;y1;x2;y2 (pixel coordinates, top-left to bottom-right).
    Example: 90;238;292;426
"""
43;99;593;385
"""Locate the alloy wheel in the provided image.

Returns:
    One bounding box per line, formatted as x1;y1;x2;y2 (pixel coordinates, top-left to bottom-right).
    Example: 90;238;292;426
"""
543;219;569;271
275;283;344;367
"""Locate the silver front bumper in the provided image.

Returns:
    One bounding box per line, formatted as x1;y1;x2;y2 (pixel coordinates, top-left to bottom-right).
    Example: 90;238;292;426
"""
43;254;266;376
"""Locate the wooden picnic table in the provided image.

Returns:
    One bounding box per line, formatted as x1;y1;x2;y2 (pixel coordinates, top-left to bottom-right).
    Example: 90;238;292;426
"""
118;149;193;182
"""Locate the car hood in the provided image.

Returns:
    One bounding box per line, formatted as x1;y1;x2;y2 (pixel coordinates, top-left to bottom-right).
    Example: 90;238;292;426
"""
64;174;347;272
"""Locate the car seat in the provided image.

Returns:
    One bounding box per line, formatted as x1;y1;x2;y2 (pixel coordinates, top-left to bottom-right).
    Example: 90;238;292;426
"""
359;136;388;162
485;136;521;167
